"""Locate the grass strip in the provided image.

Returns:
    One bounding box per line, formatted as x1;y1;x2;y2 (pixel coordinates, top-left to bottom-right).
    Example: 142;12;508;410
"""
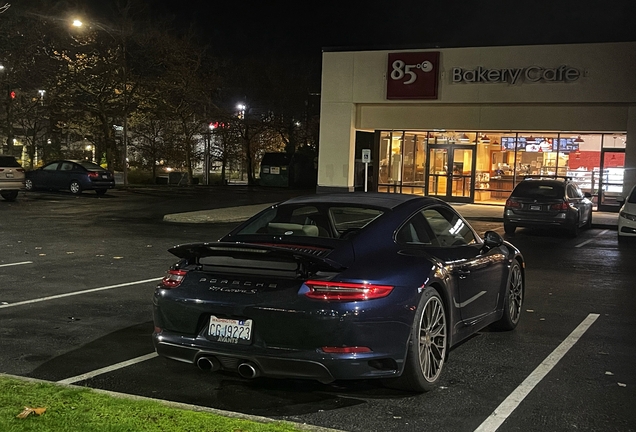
0;376;306;432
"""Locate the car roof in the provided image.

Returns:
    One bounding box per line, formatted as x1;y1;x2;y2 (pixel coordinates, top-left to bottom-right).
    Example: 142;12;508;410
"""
521;177;569;183
281;192;436;210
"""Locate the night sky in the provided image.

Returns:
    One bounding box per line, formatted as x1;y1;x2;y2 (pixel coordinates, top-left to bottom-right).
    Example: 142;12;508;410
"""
87;0;636;58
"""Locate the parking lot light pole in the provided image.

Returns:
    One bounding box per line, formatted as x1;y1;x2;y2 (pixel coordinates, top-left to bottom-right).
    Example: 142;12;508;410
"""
71;17;129;185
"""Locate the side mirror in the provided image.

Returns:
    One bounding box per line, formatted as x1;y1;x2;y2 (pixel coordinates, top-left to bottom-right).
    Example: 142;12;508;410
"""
617;196;626;204
483;230;504;249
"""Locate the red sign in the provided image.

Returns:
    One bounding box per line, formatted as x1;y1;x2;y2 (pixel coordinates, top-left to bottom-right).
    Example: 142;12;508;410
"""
387;52;440;100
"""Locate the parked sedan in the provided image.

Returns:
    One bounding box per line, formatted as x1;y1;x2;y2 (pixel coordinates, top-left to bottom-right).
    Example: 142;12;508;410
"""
0;155;25;201
153;193;525;392
618;184;636;242
503;176;593;237
25;160;115;195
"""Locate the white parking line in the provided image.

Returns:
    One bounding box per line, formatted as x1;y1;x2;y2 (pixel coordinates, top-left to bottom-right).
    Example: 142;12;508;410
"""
0;261;33;268
57;352;159;384
474;313;600;432
0;278;163;309
575;229;608;248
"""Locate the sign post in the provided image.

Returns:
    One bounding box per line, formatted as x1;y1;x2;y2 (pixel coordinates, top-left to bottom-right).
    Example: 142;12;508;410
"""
361;149;371;192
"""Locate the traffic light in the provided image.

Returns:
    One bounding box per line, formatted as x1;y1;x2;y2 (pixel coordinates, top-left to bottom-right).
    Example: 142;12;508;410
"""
9;90;15;99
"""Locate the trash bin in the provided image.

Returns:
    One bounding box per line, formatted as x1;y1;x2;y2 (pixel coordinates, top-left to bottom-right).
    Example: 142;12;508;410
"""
259;153;290;187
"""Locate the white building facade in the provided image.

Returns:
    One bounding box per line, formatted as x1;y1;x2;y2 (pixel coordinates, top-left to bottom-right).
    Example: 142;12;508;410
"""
318;42;636;211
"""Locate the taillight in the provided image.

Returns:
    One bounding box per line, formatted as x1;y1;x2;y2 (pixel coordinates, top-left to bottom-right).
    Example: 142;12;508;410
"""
88;171;100;179
17;168;24;172
506;199;522;209
161;269;187;288
304;280;393;301
550;201;570;211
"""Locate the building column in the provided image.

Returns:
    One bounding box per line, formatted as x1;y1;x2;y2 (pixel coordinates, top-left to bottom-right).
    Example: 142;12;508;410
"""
624;105;636;194
316;102;356;193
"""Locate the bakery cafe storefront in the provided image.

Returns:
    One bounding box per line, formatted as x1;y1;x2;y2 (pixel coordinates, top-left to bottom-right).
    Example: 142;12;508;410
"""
317;42;636;211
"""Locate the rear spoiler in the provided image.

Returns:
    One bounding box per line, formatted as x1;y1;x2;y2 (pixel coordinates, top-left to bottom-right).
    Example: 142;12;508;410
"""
168;242;347;274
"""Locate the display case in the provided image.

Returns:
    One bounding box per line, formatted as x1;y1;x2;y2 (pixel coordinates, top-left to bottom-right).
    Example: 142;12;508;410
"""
567;170;594;193
474;171;491;200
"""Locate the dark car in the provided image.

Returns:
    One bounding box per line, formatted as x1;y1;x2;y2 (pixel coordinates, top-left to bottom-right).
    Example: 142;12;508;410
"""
0;155;25;201
25;160;115;195
153;193;525;392
503;177;593;237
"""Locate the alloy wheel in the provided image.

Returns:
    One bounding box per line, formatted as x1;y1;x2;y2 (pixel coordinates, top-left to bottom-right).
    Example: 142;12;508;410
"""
70;181;81;194
508;264;523;324
418;296;446;383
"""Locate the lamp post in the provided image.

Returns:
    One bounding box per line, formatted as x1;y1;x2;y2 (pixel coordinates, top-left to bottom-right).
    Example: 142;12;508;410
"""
237;104;246;120
205;122;217;185
1;63;15;155
71;17;129;184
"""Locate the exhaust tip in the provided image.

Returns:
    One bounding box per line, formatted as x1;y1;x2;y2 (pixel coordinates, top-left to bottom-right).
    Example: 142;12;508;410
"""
237;362;259;379
196;356;220;372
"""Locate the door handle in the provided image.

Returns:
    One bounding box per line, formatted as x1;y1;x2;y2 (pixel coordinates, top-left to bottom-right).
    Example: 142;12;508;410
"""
456;269;471;279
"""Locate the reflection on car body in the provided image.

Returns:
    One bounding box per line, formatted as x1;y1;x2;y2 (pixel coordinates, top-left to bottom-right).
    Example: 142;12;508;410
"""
153;193;525;392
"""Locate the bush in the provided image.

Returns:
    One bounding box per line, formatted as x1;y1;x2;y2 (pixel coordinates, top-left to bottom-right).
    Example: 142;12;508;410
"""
127;170;155;185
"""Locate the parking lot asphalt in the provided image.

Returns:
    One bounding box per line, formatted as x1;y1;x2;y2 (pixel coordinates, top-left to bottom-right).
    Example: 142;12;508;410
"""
1;186;633;432
163;200;619;229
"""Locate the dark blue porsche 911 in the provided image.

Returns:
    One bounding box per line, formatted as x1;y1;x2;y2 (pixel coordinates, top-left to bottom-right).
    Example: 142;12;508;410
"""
152;193;525;392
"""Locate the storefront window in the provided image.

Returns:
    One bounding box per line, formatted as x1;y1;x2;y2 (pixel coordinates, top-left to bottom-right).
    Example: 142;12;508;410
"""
400;132;427;194
376;130;627;209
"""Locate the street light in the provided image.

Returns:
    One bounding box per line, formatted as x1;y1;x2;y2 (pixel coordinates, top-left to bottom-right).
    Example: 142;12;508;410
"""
237;103;246;119
70;17;130;186
204;122;217;186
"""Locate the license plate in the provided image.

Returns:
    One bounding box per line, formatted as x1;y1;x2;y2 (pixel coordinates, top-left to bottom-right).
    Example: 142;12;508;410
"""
530;205;541;211
208;316;252;344
102;174;108;179
6;173;13;178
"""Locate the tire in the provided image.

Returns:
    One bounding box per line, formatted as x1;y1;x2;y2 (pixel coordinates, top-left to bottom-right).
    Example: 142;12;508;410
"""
388;287;447;392
24;179;34;191
1;190;18;201
504;223;516;236
568;218;580;237
69;180;82;195
95;189;107;196
491;260;524;331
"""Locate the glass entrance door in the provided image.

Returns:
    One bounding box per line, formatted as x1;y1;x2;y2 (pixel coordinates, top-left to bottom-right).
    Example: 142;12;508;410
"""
427;145;474;202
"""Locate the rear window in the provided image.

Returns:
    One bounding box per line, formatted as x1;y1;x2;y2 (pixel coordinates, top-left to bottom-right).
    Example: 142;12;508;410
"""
77;161;106;171
0;156;21;167
512;182;564;198
235;204;384;238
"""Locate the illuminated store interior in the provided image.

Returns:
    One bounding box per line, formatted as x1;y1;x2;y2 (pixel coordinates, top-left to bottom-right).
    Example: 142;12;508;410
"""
377;131;626;210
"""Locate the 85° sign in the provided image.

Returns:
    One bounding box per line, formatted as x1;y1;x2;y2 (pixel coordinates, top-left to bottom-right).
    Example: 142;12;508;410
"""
386;52;440;100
